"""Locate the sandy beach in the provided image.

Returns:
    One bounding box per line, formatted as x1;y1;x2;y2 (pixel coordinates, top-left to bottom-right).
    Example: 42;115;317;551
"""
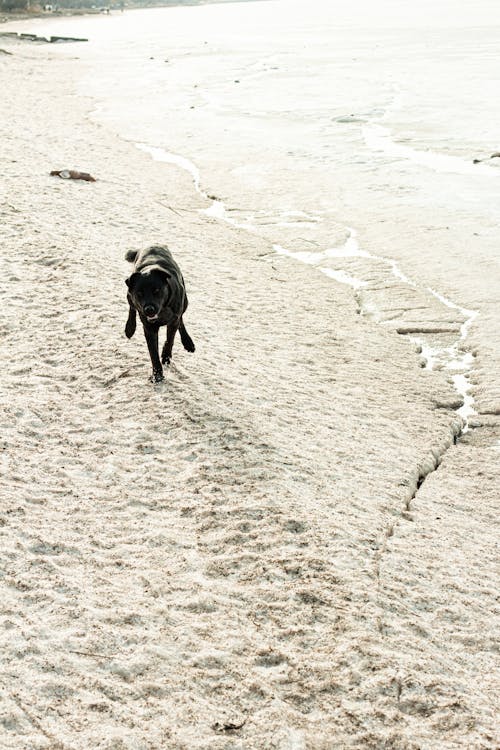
0;3;499;748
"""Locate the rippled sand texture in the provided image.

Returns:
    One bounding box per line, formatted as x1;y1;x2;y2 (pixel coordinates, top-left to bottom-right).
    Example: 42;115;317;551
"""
1;2;499;748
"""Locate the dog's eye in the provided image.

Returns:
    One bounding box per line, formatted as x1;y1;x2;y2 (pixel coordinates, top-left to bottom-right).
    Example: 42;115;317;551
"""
153;289;161;295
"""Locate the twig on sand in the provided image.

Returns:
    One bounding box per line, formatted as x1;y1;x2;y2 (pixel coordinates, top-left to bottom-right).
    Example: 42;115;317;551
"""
296;236;320;246
69;650;115;659
156;200;184;217
102;368;135;387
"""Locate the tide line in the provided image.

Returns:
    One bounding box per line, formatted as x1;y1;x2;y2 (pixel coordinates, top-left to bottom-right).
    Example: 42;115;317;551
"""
137;141;480;434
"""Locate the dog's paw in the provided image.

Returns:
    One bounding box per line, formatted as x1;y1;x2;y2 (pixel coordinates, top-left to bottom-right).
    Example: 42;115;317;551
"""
161;342;172;364
125;321;136;339
150;370;165;384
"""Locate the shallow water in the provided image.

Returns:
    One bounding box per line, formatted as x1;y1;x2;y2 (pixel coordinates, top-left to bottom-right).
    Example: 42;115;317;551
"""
10;1;500;256
10;1;500;196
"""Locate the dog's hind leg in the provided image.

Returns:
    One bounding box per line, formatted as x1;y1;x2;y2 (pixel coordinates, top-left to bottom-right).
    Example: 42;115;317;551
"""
161;323;179;365
179;318;195;353
143;326;164;382
125;304;136;339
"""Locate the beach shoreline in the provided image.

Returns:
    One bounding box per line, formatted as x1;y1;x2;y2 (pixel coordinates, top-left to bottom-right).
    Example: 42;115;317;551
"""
0;0;252;27
0;16;498;749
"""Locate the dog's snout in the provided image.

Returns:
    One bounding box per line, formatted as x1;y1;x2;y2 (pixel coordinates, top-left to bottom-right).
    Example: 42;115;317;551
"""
144;305;156;316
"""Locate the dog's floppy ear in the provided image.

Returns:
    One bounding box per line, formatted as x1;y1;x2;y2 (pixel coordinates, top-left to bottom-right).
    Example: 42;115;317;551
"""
125;272;140;289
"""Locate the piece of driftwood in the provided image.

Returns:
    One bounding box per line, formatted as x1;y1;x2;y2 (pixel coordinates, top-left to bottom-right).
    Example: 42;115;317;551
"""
50;170;96;182
473;152;500;164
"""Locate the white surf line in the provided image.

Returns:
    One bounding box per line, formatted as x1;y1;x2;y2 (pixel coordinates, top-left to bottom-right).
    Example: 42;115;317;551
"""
273;233;478;433
136;142;480;434
362;124;499;177
137;143;202;192
274;240;368;289
136;142;253;230
274;228;414;287
426;287;479;428
137;143;325;233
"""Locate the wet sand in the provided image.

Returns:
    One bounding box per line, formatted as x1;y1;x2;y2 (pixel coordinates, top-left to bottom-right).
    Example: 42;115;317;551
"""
0;6;499;749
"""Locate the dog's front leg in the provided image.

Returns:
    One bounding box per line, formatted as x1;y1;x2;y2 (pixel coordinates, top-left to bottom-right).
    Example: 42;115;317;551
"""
143;326;164;382
161;323;179;365
125;304;136;338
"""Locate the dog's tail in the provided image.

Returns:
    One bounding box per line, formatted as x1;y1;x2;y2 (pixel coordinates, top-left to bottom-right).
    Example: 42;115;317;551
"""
125;249;138;263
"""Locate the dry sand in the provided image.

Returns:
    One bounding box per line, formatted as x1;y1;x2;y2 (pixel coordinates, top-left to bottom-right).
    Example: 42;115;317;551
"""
0;29;499;750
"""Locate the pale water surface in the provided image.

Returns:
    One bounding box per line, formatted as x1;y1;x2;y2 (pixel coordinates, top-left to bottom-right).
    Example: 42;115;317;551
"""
11;0;500;218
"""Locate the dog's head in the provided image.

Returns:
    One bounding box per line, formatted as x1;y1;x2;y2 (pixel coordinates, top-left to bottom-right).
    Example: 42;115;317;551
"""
126;266;171;322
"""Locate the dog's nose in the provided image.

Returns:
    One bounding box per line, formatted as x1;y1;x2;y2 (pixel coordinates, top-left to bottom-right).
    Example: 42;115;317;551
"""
144;305;156;316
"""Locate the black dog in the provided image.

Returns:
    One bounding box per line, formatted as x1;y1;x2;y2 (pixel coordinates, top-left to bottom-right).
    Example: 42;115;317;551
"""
124;245;195;382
